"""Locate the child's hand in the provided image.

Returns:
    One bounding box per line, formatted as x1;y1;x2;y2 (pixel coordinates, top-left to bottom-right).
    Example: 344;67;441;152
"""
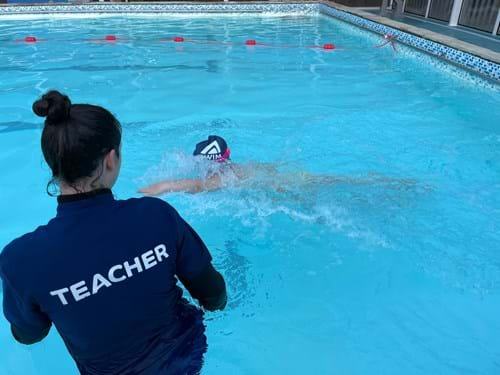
138;183;165;196
138;179;204;195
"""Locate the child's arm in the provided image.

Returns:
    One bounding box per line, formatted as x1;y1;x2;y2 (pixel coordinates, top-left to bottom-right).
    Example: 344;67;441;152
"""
139;175;223;196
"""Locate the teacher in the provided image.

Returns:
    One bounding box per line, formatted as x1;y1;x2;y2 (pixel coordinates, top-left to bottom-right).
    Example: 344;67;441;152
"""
0;90;227;375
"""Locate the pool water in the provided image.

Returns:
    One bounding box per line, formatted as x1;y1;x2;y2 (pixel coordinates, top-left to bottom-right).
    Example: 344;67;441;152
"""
0;13;499;375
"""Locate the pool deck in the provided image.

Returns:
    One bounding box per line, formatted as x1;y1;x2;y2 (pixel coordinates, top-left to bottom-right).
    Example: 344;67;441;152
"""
325;1;500;64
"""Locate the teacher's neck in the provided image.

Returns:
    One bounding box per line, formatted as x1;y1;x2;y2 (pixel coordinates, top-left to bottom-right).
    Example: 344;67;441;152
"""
59;181;110;196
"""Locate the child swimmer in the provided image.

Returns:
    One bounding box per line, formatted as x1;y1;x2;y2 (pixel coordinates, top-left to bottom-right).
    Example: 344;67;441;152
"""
139;135;279;195
139;135;420;196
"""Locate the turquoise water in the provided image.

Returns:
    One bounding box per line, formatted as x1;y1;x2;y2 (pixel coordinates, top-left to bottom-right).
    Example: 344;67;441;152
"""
0;13;500;375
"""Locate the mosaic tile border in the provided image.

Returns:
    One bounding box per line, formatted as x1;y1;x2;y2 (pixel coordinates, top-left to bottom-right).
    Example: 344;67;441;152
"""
0;2;497;81
319;3;500;82
0;3;319;15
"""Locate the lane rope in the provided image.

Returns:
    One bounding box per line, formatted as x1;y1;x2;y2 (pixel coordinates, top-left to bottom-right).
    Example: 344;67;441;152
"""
15;34;397;52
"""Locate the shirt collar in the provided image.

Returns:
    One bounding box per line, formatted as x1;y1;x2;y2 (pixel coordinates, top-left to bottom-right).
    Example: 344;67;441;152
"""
57;188;114;216
57;188;112;204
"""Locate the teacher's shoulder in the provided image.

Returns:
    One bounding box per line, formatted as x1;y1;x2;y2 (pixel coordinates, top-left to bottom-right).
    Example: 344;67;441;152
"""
117;195;179;217
0;223;51;272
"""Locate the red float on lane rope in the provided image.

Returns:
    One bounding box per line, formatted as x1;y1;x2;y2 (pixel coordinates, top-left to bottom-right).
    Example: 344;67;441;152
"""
88;35;126;43
323;43;335;50
245;39;257;46
173;37;185;42
24;36;37;43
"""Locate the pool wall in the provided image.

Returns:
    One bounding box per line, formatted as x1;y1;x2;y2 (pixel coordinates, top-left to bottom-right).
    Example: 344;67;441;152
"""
0;1;498;82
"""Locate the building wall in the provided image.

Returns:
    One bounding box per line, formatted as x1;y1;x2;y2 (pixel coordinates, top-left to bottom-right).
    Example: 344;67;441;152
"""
403;0;500;34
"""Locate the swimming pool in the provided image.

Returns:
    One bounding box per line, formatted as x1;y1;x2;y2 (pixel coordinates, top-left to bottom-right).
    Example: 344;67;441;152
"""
0;8;499;375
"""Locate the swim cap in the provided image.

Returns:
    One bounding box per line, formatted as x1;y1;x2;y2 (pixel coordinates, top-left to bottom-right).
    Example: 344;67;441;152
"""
193;135;231;162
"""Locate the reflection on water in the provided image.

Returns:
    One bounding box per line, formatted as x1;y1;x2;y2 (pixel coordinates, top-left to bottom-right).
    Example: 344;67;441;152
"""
214;240;253;310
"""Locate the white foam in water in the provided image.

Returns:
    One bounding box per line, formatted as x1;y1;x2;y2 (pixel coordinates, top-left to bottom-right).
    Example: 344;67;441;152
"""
138;150;225;185
140;155;392;247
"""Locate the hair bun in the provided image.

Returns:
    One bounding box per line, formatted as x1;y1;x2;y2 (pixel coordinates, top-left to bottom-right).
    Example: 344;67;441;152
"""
33;90;71;124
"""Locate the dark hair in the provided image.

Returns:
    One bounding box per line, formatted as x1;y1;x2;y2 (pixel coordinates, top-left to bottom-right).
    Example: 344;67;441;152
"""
33;90;122;194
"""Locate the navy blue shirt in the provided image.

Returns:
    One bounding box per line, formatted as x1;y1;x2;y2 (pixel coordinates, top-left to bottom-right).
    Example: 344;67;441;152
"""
0;190;215;374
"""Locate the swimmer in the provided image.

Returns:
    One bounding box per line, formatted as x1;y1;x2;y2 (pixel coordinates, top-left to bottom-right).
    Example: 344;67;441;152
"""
139;135;419;196
139;135;264;195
